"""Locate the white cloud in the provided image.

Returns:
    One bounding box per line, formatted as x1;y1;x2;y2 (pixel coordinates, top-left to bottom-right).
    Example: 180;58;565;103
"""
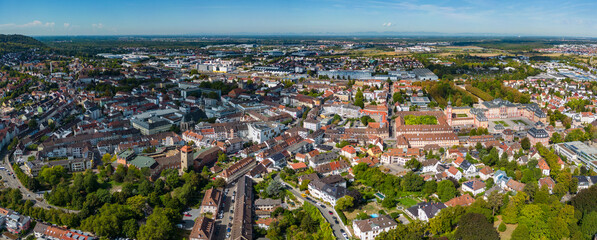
0;20;55;29
382;22;392;27
92;23;104;29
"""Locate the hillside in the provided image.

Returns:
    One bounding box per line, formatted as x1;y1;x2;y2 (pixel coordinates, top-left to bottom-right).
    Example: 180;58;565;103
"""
0;34;45;54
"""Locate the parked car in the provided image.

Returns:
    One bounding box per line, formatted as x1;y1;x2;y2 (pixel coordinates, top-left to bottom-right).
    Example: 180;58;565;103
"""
328;211;333;215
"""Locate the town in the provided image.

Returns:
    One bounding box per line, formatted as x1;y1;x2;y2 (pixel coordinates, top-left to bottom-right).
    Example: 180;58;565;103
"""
0;34;596;240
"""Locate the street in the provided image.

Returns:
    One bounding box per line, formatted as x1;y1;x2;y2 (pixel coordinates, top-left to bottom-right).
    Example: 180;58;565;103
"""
213;182;237;240
283;179;351;239
0;151;78;213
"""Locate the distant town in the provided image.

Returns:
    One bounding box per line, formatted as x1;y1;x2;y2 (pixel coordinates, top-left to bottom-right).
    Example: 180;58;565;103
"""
0;34;596;240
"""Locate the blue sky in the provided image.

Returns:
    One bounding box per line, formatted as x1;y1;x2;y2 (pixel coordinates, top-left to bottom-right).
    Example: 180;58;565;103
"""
1;0;596;36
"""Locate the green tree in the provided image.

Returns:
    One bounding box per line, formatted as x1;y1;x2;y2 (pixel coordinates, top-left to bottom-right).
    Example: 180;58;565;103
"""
498;222;507;232
392;92;404;104
335;195;354;211
299;179;310;191
137;208;179;240
401;172;424;192
454;213;499;240
518;204;547;239
521;137;531;150
101;153;112;163
511;224;530;240
381;197;397;209
437;180;457;202
571;185;597;216
123;219;139;239
354;88;364;109
487;191;503;216
266;180;284;198
581;211;597;238
423;181;437;195
502;201;519;224
138;180;152;196
429;206;466;235
405;158;421;171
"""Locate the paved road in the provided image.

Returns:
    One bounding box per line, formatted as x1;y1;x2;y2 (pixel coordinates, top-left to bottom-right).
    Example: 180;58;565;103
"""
1;152;78;213
280;177;351;240
213;182;236;240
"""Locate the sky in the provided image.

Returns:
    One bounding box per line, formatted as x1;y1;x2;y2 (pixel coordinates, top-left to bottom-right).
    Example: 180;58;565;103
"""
1;0;597;37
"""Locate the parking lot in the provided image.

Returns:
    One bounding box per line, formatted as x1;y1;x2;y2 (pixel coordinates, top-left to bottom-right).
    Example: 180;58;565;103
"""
181;208;202;230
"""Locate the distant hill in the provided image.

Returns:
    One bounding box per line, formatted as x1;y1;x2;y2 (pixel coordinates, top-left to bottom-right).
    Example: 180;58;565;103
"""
0;34;45;54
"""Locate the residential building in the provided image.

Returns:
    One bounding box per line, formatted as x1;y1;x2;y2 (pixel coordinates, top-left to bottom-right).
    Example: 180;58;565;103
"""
445;194;476;207
189;217;215;240
248;122;285;143
200;188;222;215
231;176;253;240
254;198;282;218
528;127;549;146
405;202;447;221
462;180;486;195
538;158;551;176
308;179;353;206
446;166;462;180
219;157;257;183
479;166;493;180
33;222;95;240
352;215;398;240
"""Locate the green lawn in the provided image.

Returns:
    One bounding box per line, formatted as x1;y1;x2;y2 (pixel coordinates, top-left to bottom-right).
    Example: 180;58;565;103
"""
404;115;438;125
512;120;528;126
397;197;418;207
494;120;509;127
344;201;384;222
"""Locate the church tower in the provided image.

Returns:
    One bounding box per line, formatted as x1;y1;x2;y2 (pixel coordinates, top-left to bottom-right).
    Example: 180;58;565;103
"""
180;145;193;174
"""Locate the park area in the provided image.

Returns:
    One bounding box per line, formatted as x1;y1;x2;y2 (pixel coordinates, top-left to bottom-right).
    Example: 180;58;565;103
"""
404;115;438;125
493;120;510;127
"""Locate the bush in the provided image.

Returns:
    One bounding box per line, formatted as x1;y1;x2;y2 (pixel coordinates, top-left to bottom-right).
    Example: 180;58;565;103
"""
336;208;348;224
498;222;507;232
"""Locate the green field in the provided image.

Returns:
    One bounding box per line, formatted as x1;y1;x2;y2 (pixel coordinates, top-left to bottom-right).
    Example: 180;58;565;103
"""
404;115;438;125
494;120;509;127
512;119;528;125
397;197;418;207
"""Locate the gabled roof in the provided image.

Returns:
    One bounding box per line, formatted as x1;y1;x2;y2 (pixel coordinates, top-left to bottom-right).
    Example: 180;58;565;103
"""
341;145;356;154
189;217;215;240
538;158;550;170
462;180;486;191
447;166;460;175
538;177;555;189
479;166;493;175
289;162;308;170
460;160;472;170
445;194;476;207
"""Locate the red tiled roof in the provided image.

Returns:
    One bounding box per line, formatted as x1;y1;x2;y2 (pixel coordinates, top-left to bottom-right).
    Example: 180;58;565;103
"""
289;162;308;170
445;194;476;207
